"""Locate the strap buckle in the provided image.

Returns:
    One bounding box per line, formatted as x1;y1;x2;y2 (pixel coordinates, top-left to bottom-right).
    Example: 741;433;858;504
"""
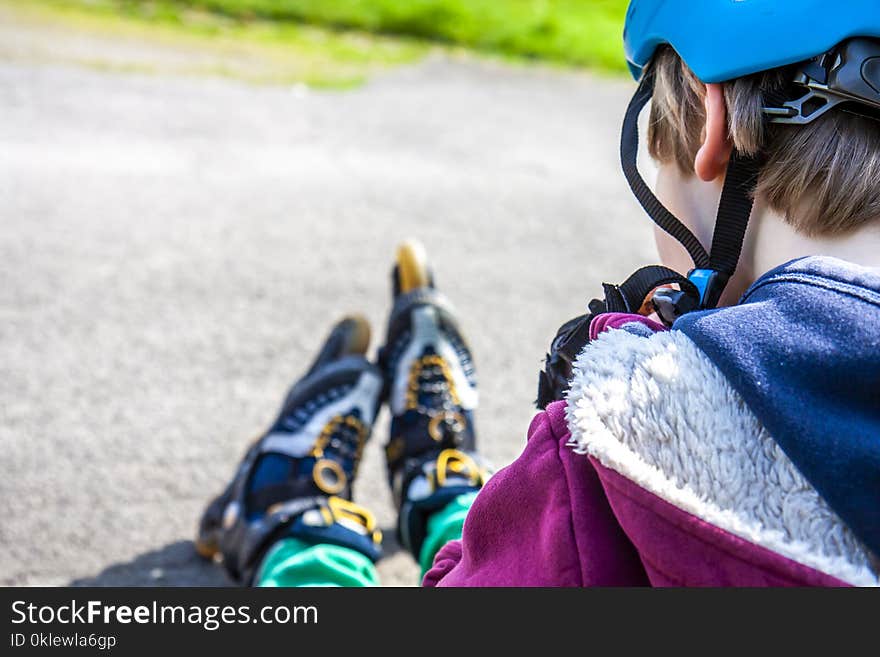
688;269;729;309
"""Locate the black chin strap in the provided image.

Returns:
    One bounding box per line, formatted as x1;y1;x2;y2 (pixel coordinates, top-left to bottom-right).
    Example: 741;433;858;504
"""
537;76;763;408
620;71;761;310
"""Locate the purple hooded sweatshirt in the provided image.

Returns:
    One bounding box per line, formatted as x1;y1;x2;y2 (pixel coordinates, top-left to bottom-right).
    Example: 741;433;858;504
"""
424;257;880;587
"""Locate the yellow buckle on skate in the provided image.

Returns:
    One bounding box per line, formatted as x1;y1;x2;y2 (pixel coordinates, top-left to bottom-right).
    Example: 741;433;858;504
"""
435;449;484;489
313;459;347;495
328;497;383;545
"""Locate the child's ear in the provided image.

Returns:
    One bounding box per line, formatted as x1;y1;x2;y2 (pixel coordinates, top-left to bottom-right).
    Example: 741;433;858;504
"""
694;83;734;182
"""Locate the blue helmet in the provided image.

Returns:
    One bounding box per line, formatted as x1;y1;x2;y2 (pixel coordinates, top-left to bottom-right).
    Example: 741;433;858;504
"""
624;0;880;83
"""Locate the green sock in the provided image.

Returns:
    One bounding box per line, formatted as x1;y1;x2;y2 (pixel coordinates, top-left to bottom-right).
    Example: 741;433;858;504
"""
255;538;379;587
418;491;478;577
254;492;477;587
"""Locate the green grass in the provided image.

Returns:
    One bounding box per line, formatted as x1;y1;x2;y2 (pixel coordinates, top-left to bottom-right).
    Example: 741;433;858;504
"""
73;0;630;72
1;0;428;87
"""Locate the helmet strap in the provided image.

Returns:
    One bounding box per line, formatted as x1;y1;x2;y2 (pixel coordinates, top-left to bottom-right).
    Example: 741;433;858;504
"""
620;71;761;309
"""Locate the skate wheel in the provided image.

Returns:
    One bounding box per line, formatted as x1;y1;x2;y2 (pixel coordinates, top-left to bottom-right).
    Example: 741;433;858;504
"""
194;537;219;560
194;495;226;560
339;314;371;356
396;240;430;293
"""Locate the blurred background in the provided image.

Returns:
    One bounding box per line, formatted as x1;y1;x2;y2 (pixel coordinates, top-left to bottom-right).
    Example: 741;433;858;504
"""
0;0;654;586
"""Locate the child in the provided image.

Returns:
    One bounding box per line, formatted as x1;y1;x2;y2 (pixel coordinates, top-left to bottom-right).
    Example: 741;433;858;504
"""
198;0;880;586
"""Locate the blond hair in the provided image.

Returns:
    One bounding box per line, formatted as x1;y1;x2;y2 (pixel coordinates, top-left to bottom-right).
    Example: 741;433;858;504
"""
647;45;880;236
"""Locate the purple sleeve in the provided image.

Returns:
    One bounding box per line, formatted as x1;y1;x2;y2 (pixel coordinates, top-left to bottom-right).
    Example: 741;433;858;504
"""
589;312;667;340
422;401;648;587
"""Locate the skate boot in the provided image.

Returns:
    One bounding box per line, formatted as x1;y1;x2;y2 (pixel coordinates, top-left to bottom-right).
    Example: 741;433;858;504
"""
196;316;384;583
378;240;489;559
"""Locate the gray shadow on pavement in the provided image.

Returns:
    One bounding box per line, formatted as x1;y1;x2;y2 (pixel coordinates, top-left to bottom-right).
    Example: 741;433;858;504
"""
69;541;231;587
378;526;405;557
69;529;406;587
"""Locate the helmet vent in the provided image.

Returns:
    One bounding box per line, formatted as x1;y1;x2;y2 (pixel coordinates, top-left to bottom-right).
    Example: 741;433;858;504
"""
802;96;829;119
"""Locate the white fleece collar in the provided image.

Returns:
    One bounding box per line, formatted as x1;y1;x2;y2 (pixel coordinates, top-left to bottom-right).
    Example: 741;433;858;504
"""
564;327;878;587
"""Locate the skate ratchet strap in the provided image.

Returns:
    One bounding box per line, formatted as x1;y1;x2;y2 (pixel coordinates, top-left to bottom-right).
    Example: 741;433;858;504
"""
235;495;383;584
398;448;487;501
621;71;761;309
282;495;383;562
385;406;477;481
397;449;488;559
433;449;485;490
